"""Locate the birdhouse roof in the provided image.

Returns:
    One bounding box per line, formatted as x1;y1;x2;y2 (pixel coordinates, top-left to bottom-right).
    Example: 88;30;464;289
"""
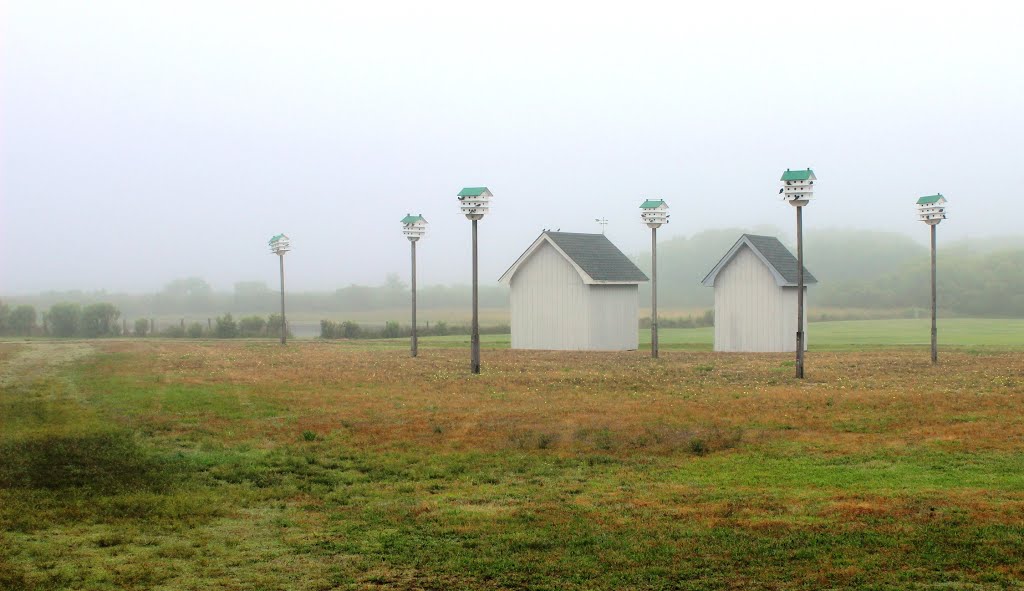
458;187;491;197
702;234;817;287
916;194;946;205
780;169;816;181
401;214;427;224
499;232;649;285
640;199;668;209
268;233;288;245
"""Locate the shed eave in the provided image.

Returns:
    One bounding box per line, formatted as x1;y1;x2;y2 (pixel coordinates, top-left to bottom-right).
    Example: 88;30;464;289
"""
498;233;596;285
702;236;791;287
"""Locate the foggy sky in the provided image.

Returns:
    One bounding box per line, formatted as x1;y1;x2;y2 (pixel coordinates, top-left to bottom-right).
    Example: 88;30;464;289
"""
2;0;1022;295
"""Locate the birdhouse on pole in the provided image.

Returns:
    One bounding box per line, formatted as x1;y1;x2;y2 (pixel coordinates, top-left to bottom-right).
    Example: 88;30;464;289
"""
401;214;428;241
268;233;291;255
916;194;947;225
640;199;669;228
457;187;492;220
780;169;816;206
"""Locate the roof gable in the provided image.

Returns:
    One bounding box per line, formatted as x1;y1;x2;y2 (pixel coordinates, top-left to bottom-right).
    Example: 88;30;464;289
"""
401;214;426;224
916;194;945;205
780;168;816;181
640;199;667;209
499;232;649;285
702;234;817;287
458;187;491;197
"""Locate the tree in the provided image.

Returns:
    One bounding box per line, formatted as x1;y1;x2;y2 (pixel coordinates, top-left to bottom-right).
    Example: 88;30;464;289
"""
214;314;238;338
267;314;291;339
9;305;37;336
238;315;267;337
48;303;81;337
80;303;120;338
134;318;149;337
0;300;9;334
187;322;204;338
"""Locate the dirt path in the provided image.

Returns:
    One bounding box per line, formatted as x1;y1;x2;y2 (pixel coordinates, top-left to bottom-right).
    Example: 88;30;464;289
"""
0;341;95;387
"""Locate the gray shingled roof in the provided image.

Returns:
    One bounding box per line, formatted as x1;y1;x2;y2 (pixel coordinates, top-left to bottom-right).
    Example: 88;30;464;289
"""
702;234;816;287
545;232;649;282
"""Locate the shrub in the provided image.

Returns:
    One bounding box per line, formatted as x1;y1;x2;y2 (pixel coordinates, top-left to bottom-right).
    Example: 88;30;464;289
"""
48;303;82;337
187;322;205;338
214;314;238;338
134;318;149;337
9;305;37;336
238;315;267;337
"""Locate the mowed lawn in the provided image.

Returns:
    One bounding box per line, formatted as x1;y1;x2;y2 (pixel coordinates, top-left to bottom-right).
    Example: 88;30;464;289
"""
346;318;1024;351
2;338;1024;590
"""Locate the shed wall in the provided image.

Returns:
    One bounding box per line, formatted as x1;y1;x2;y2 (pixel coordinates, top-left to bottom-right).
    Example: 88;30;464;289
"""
509;241;590;350
587;284;640;350
713;245;808;352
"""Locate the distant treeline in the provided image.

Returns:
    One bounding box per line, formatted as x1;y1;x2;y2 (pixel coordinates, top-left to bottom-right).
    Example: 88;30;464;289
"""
6;276;509;319
638;228;1024;317
319;319;510;339
4;230;1023;320
0;300;289;339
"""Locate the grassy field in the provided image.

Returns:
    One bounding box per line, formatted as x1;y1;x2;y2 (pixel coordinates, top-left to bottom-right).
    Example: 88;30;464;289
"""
2;335;1024;589
324;318;1024;351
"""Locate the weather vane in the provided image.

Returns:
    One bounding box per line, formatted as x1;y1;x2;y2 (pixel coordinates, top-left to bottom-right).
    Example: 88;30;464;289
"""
595;218;608;234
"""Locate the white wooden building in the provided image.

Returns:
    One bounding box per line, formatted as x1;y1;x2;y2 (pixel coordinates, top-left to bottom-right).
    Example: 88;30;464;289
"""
701;234;817;352
499;232;649;351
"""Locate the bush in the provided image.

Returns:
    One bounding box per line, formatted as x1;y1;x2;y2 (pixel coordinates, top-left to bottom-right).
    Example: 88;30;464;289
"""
187;322;205;338
134;318;149;337
161;324;186;338
214;314;238;338
382;321;401;338
48;303;82;337
238;315;267;337
80;303;120;338
9;305;37;336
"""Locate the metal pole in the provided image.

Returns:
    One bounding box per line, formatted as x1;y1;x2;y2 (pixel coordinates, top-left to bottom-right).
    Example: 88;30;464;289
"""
795;205;804;379
651;226;659;359
931;223;937;364
279;253;286;345
411;240;418;358
471;219;481;374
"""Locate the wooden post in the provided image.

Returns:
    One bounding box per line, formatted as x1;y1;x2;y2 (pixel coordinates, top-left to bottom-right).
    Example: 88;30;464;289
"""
651;226;659;359
411;240;418;358
795;205;805;379
471;219;480;374
279;253;287;345
931;223;937;364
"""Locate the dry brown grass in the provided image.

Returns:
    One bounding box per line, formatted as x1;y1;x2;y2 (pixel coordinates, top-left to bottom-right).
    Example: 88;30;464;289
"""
92;341;1024;455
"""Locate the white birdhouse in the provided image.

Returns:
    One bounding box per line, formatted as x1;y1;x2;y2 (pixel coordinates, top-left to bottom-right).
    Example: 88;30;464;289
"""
401;214;428;241
457;187;492;220
917;194;947;225
268;233;291;255
780;169;816;206
640;199;669;228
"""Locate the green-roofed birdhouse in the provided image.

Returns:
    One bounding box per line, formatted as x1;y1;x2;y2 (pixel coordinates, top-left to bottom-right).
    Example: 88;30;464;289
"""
401;214;428;241
639;199;669;228
916;194;947;225
457;187;492;220
780;168;816;206
268;233;291;254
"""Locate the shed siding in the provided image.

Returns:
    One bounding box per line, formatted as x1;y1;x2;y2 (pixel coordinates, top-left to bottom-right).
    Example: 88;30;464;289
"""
713;245;808;352
587;285;640;350
509;241;590;350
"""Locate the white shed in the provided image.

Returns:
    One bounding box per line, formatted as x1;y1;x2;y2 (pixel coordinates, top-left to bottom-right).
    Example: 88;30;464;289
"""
499;232;649;351
701;234;817;352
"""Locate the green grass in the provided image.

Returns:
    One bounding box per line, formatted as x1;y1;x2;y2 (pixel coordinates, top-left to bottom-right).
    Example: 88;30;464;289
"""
3;342;1024;589
333;317;1024;351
